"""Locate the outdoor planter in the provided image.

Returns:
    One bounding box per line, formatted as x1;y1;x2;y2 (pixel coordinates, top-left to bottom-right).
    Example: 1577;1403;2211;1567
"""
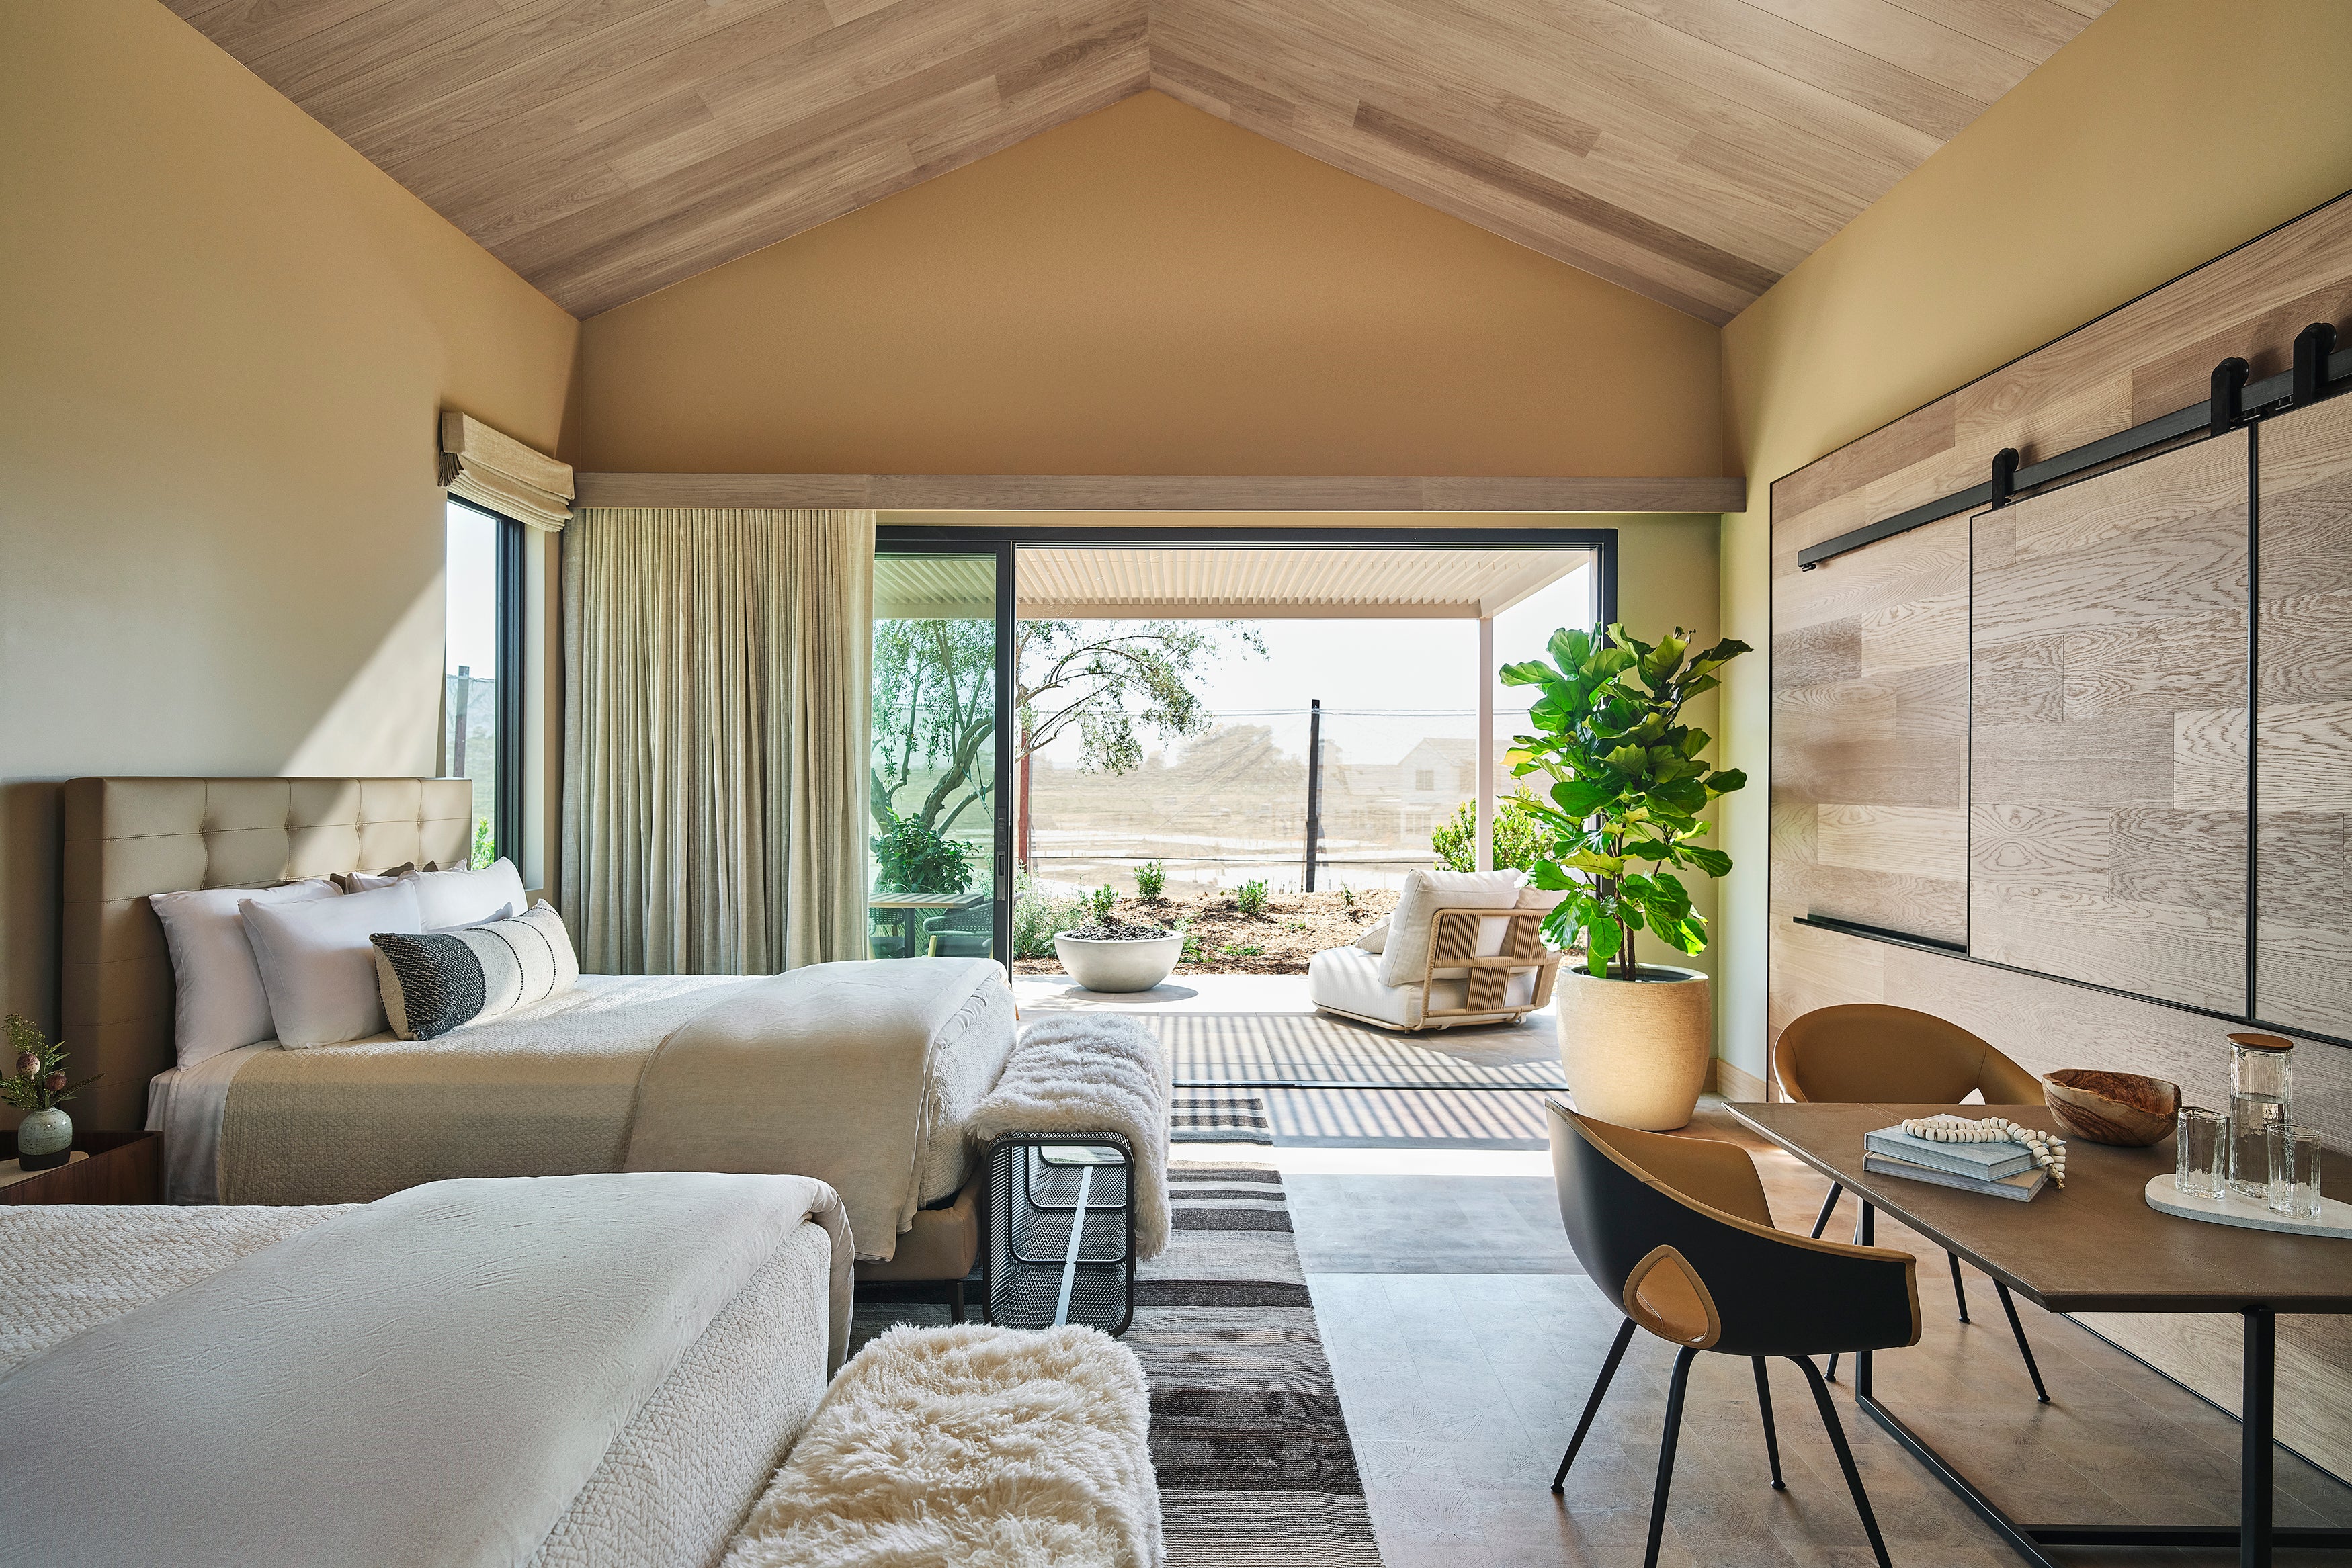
1054;920;1184;992
1556;963;1711;1130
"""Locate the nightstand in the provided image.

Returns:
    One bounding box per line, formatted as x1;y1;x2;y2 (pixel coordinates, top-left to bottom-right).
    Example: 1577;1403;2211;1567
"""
0;1129;161;1205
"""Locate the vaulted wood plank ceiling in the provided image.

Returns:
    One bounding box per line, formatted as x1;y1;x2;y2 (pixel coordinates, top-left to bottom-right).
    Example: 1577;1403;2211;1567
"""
170;0;2108;320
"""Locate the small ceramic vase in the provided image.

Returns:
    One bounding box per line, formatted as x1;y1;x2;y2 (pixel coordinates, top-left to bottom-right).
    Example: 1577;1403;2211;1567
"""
16;1106;72;1171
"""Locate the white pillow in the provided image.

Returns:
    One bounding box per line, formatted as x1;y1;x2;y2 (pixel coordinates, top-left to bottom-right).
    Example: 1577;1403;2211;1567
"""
1376;869;1525;987
241;881;424;1047
1356;917;1390;954
413;859;528;931
147;879;341;1067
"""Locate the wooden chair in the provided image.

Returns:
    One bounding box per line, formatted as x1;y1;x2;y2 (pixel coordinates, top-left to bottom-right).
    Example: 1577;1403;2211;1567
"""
1309;906;1561;1032
1546;1102;1918;1568
1774;1004;2050;1400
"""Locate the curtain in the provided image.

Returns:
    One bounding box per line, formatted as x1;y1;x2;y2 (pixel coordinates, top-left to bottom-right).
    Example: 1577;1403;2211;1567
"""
562;507;874;973
440;411;573;531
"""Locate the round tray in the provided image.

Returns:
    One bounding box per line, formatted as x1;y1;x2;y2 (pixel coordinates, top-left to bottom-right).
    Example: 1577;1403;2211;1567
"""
2144;1173;2352;1239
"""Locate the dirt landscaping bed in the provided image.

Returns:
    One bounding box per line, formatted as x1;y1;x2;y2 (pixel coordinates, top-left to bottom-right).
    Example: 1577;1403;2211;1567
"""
1013;886;1399;976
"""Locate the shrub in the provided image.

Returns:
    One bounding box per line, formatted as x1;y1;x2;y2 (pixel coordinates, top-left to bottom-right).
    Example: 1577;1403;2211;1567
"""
1011;872;1087;959
872;817;973;895
1134;860;1167;900
1431;787;1552;873
470;815;495;871
1234;878;1269;916
1172;919;1203;963
1222;943;1263;957
1089;885;1118;920
1339;883;1356;906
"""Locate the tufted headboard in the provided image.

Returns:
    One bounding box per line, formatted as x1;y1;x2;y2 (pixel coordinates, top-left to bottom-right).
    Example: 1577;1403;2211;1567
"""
60;777;474;1130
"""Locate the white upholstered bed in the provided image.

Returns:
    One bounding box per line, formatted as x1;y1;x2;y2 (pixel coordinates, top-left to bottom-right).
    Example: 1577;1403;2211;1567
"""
0;1173;852;1568
65;777;1017;1268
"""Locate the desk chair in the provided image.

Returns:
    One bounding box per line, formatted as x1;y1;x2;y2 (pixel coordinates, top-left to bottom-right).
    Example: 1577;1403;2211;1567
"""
1547;1102;1919;1568
1775;1004;2050;1401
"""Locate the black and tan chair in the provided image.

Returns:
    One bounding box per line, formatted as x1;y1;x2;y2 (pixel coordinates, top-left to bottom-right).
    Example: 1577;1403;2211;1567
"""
1775;1003;2050;1401
1546;1102;1918;1568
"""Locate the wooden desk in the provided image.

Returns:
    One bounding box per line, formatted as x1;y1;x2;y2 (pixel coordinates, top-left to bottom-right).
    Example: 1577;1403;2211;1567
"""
1732;1102;2352;1568
868;891;988;958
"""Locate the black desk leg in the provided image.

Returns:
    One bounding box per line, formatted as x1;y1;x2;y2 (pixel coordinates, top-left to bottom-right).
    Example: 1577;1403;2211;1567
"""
1856;1202;1874;1400
2245;1306;2275;1568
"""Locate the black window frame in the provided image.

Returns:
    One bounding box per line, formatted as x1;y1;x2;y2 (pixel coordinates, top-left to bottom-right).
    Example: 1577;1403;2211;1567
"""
446;494;528;867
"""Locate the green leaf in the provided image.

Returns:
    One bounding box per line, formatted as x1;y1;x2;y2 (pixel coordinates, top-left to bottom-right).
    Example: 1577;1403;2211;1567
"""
1550;779;1612;818
1638;636;1687;689
1652;777;1708;813
1564;851;1625;877
1681;846;1732;879
1499;660;1554;688
1706;768;1749;795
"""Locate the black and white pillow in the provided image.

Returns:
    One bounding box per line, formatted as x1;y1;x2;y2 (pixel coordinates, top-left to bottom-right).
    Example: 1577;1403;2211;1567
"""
370;901;579;1041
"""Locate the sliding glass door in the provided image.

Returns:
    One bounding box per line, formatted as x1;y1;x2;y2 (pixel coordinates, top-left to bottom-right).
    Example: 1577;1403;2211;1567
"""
870;544;1013;965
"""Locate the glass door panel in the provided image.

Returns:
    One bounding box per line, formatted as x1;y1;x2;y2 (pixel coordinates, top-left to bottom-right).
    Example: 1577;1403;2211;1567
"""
870;549;1010;963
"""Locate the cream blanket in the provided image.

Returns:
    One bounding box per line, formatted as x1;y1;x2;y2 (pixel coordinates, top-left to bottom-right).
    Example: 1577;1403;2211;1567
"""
967;1012;1173;1259
627;957;1016;1261
0;1174;853;1568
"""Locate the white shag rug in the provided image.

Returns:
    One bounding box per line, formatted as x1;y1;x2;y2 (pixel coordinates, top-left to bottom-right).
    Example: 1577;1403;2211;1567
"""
966;1013;1171;1259
724;1323;1163;1568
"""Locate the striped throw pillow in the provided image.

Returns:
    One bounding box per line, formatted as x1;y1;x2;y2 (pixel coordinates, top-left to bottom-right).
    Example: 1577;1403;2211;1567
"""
369;901;579;1041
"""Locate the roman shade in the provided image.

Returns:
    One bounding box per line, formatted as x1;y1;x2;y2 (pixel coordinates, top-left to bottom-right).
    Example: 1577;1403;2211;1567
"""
439;411;573;531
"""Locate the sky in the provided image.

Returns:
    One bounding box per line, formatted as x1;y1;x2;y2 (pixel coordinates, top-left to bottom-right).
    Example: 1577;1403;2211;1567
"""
444;501;500;677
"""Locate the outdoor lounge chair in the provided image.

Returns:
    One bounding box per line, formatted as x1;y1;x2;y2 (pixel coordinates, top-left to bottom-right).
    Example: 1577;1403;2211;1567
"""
1308;868;1560;1031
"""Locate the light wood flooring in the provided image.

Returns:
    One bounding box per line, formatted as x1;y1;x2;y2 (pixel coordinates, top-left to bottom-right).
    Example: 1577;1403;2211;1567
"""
1286;1102;2352;1567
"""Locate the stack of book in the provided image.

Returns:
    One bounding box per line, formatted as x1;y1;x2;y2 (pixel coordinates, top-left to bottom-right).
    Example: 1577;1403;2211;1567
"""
1863;1124;2047;1201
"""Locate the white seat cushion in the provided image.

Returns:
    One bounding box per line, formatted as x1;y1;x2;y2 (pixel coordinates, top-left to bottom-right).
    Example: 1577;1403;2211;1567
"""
1375;869;1525;987
1310;944;1425;1027
1312;943;1542;1031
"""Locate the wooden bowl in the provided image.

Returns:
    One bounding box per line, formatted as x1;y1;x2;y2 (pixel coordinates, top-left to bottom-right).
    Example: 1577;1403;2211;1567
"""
2043;1069;2180;1146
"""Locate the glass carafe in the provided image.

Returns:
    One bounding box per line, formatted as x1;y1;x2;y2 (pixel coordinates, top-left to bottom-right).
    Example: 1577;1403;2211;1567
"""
2228;1032;2294;1201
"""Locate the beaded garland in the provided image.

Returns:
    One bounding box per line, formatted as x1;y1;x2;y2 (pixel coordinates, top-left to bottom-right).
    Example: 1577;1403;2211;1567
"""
1899;1114;2067;1188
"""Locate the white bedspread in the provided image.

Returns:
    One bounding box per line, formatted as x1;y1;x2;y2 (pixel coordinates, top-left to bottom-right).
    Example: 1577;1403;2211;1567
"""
0;1173;853;1568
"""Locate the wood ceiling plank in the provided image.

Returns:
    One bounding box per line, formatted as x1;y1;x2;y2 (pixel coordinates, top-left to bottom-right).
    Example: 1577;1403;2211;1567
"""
1887;0;2102;58
1351;103;1782;296
175;0;2094;314
365;0;836;183
1738;0;2039;103
493;14;1090;277
163;0;416;77
1602;0;1988;141
548;43;1147;312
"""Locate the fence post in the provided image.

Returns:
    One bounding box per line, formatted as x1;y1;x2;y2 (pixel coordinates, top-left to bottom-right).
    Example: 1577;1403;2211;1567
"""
1304;699;1323;891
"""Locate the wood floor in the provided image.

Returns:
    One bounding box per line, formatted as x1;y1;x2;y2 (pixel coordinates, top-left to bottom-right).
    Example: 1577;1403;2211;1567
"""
1289;1105;2352;1567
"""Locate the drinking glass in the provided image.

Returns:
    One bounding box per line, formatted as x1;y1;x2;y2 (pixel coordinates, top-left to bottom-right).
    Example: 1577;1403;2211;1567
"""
2267;1124;2324;1221
2176;1106;2226;1200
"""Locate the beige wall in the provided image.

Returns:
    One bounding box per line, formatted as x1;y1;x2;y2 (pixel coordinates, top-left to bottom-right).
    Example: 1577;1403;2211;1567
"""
573;91;1724;480
1713;0;2352;1084
0;0;578;1043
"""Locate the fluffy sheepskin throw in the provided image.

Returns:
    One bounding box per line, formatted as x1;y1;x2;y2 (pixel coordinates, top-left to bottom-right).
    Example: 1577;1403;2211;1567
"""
724;1323;1163;1568
965;1013;1171;1259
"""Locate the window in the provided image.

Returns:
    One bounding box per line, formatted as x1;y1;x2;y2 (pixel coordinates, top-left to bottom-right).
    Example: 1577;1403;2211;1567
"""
444;498;523;869
1413;769;1436;793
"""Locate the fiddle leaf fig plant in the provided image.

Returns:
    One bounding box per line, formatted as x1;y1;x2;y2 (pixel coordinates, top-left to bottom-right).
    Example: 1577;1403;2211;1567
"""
1501;624;1751;980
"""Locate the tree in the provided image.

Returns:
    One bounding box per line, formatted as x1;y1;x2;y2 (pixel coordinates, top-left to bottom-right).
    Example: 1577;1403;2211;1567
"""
870;618;1265;836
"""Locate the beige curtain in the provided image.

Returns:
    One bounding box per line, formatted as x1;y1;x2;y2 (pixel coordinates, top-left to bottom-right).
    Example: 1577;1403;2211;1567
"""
562;507;873;973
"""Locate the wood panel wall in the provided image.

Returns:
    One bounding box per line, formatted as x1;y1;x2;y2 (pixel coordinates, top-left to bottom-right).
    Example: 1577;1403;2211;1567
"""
2257;394;2352;1036
1769;193;2352;1479
1969;431;2251;1013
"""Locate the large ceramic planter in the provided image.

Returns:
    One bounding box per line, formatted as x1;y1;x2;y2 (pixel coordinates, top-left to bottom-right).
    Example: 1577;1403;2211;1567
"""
1054;931;1184;993
1556;963;1711;1131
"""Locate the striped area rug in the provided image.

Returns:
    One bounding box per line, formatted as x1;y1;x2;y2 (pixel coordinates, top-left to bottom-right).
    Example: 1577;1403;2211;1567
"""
1171;1088;1273;1143
1124;1156;1384;1566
